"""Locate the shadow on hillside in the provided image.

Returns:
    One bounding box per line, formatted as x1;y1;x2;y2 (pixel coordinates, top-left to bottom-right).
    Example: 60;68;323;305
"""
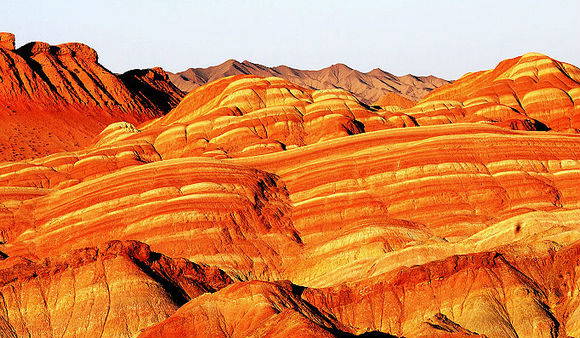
338;330;402;338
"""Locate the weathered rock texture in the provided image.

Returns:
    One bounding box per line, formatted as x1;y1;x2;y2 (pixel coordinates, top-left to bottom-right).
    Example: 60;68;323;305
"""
0;51;579;337
138;280;347;338
374;91;417;109
0;33;184;161
0;240;232;338
407;53;580;132
168;59;450;104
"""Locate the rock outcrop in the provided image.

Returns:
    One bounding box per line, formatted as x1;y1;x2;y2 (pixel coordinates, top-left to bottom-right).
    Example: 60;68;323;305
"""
0;33;15;50
0;33;184;161
119;67;184;113
168;59;450;104
374;91;417;109
0;240;232;338
138;281;346;338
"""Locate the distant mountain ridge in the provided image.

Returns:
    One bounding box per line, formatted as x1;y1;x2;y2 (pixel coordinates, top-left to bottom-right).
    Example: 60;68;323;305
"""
168;59;450;105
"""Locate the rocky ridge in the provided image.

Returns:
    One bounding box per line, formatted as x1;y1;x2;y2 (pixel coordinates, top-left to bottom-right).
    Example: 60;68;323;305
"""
168;59;450;105
0;32;184;161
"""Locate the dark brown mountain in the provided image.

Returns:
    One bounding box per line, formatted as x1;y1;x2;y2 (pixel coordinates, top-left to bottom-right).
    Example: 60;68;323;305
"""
167;59;450;105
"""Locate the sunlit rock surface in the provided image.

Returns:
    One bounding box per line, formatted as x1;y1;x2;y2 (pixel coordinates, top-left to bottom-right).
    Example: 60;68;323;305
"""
0;51;579;337
0;33;184;161
0;240;232;338
408;53;580;132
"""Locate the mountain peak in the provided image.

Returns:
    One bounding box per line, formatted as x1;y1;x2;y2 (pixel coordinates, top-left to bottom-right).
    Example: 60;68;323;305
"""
57;42;99;62
520;52;549;60
0;32;15;50
366;67;396;78
168;60;449;104
328;62;353;71
221;58;241;66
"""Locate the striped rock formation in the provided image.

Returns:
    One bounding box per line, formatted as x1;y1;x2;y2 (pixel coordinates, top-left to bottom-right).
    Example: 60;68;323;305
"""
0;240;232;338
0;33;184;161
403;53;580;132
0;54;579;337
137;280;349;338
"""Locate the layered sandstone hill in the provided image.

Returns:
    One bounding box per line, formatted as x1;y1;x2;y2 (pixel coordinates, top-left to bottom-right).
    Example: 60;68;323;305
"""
138;280;352;338
404;53;580;132
0;54;579;337
167;59;450;104
0;32;184;161
0;240;232;337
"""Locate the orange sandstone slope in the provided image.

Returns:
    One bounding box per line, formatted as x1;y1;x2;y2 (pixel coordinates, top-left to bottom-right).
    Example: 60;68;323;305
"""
403;53;580;132
374;91;417;109
0;32;184;161
0;57;579;337
0;240;232;338
168;59;450;104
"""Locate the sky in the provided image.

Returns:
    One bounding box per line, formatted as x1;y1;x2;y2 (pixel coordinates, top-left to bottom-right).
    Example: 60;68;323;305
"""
3;0;579;80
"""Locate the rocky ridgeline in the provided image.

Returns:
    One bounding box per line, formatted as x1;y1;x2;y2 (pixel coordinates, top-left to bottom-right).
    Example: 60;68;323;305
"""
0;32;184;160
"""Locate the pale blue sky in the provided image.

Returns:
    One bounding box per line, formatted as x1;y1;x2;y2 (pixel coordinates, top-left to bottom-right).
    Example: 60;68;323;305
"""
3;0;579;79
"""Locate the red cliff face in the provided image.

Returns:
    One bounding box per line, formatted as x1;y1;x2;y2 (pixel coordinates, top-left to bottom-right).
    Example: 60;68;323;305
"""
0;33;184;161
0;50;578;337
